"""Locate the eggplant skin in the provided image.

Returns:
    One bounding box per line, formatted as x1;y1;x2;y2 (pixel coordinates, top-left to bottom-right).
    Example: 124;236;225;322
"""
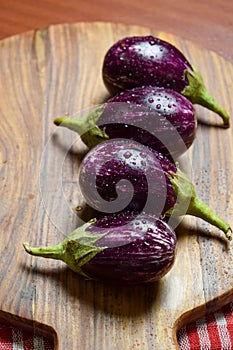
97;86;196;158
102;35;192;95
79;139;177;216
82;211;177;284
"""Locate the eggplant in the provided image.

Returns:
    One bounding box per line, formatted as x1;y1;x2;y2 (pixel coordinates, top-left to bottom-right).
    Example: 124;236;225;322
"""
23;212;177;284
54;86;197;158
102;35;230;127
78;139;232;240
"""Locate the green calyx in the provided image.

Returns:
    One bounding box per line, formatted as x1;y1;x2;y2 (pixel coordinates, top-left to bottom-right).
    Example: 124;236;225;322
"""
54;104;109;149
23;219;108;277
81;126;109;149
165;169;195;217
166;169;232;241
182;67;230;128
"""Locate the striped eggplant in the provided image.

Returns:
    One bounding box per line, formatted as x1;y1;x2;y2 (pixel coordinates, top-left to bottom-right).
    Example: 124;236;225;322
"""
54;86;197;158
23;212;177;284
78;139;232;240
102;35;230;127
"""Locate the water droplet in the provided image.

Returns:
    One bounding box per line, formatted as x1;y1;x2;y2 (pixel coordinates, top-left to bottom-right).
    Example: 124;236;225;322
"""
148;97;154;103
156;104;161;109
123;151;132;159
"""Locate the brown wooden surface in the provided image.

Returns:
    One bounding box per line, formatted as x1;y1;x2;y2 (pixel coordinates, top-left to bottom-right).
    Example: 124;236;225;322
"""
0;0;233;65
0;21;233;349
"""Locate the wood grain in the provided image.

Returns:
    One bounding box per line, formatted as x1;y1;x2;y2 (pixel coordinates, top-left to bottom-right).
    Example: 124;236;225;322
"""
0;21;233;349
0;0;233;65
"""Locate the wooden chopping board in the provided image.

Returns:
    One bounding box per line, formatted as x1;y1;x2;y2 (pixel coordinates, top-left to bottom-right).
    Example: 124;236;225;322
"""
0;21;233;350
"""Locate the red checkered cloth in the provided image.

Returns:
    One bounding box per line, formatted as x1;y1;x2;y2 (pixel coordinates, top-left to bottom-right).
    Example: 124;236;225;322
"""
0;320;53;350
177;302;233;349
1;302;233;349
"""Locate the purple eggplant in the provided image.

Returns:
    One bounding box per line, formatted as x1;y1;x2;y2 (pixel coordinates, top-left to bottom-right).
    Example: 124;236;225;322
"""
23;212;177;284
78;139;232;240
54;86;196;158
102;36;230;127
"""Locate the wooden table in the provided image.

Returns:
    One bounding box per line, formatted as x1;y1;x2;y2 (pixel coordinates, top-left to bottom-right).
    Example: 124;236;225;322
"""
0;1;233;349
0;0;233;64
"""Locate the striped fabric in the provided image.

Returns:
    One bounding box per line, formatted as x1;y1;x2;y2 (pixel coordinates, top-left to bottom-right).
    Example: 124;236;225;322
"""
177;302;233;349
0;321;53;350
0;301;233;349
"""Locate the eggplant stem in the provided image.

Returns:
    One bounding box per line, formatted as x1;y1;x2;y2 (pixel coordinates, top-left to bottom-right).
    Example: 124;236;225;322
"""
54;104;108;148
182;68;230;128
23;242;64;259
23;220;108;277
193;87;230;128
187;196;232;241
